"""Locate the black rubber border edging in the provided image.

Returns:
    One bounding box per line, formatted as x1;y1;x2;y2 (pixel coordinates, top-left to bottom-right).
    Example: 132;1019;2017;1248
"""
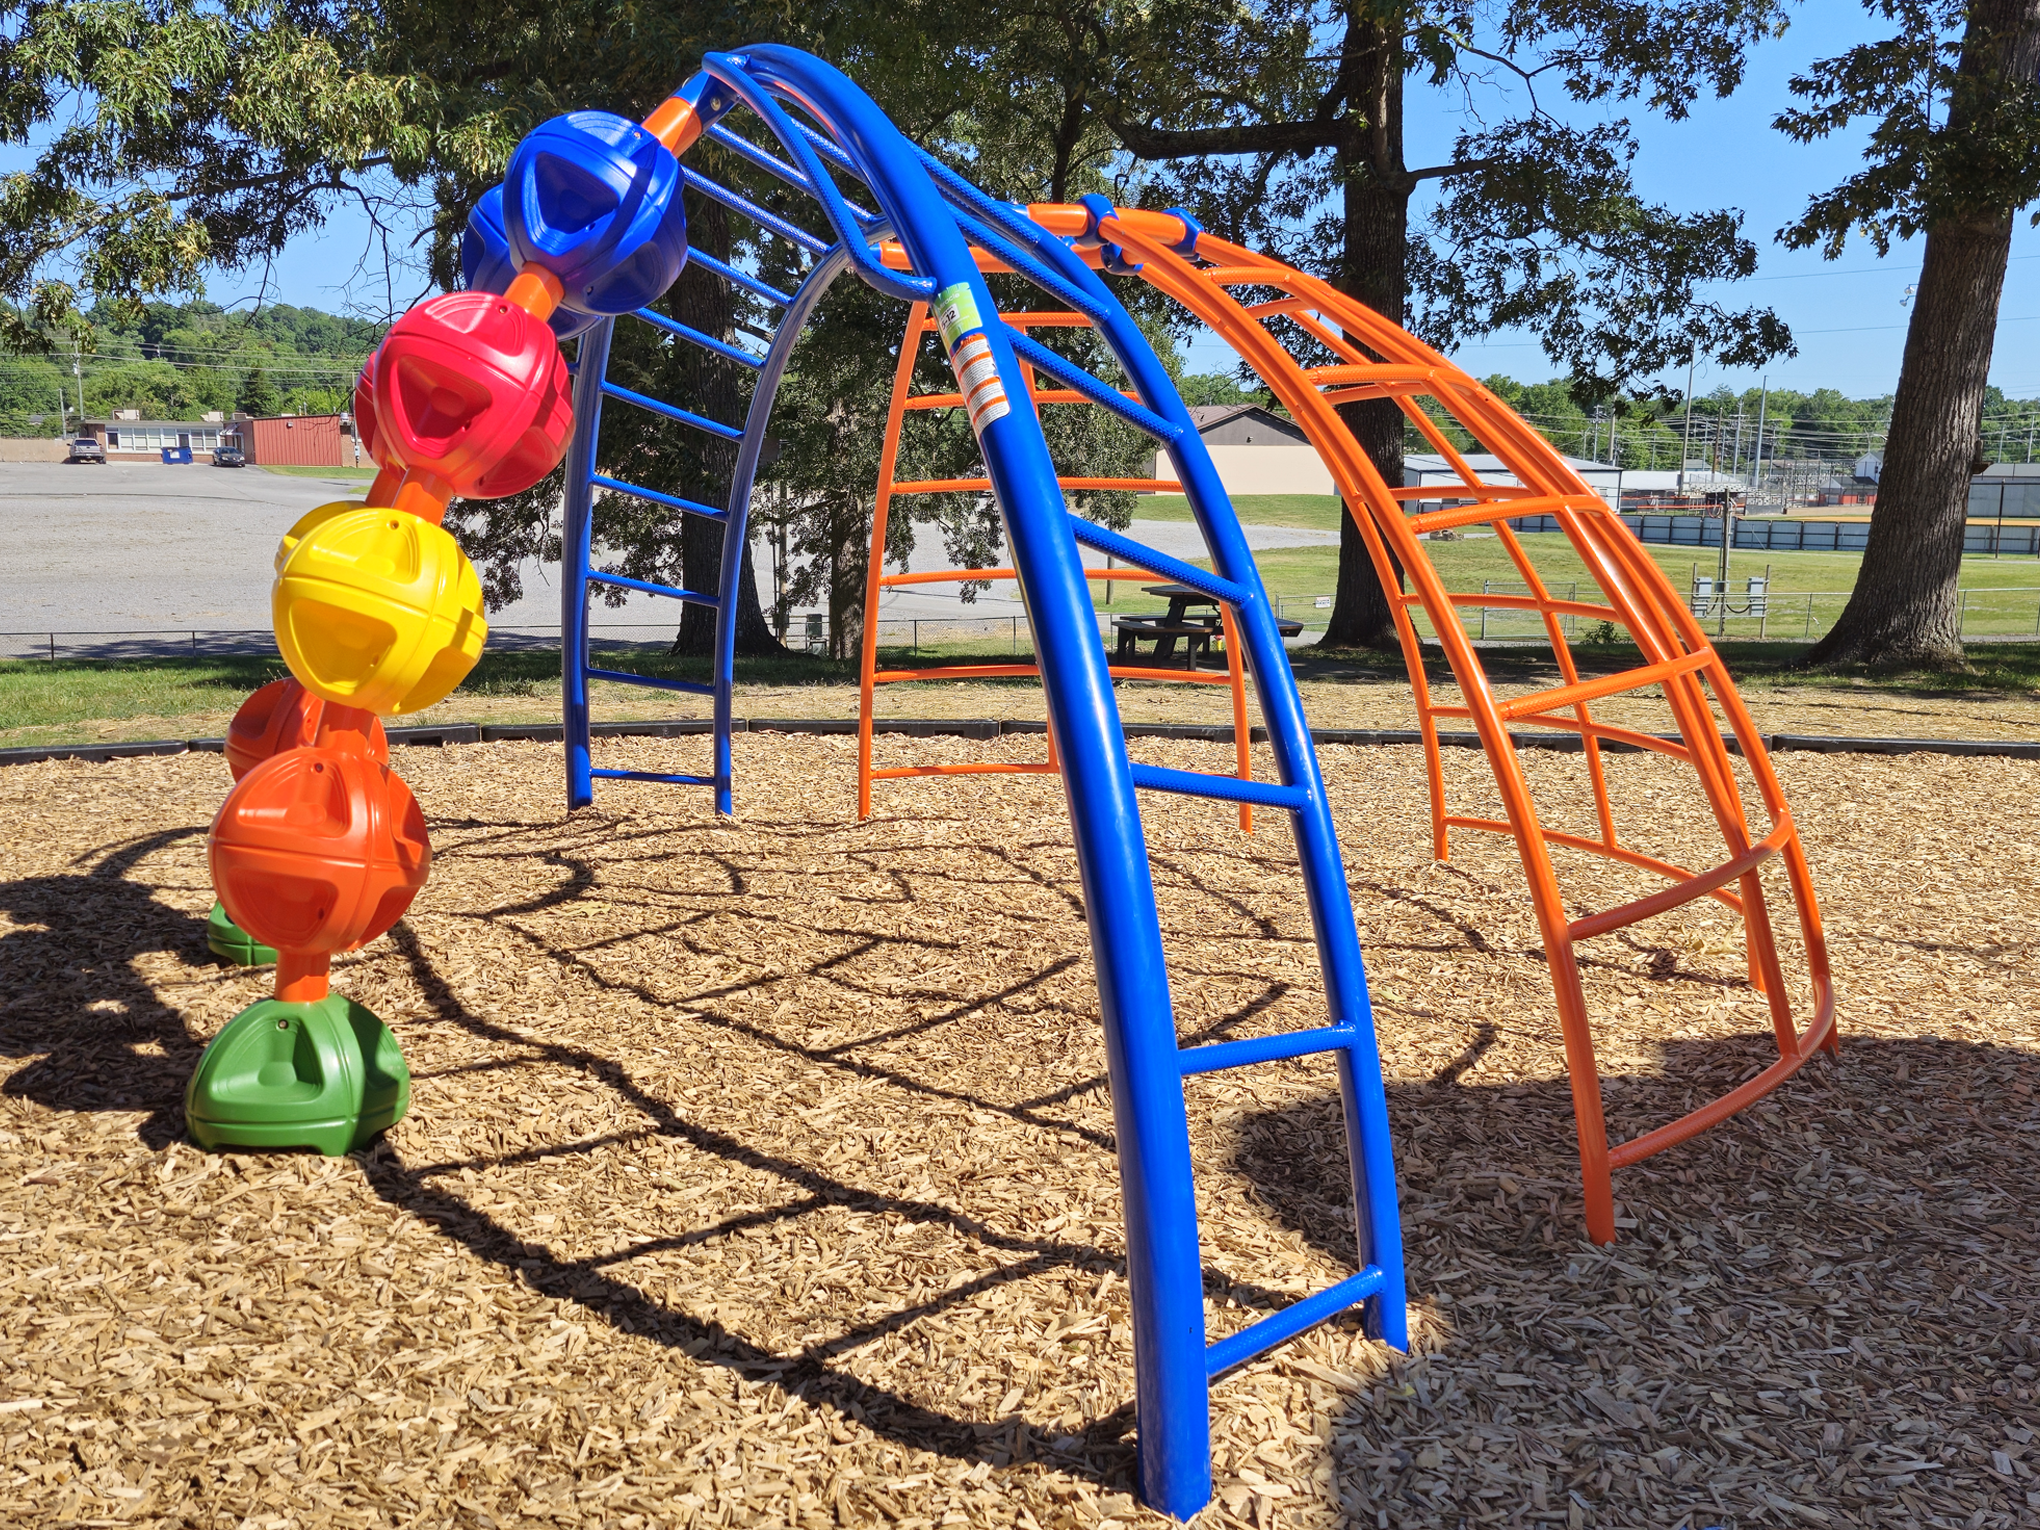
5;722;2040;768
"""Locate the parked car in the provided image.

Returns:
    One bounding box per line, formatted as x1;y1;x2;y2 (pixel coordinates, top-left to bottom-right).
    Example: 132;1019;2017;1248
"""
65;437;105;464
213;446;246;468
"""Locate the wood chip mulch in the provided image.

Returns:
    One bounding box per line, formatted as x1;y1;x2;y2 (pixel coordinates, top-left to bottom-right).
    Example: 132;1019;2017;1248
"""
0;734;2033;1529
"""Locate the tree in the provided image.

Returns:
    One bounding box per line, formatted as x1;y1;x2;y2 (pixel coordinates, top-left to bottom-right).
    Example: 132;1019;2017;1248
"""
0;0;975;656
237;364;281;417
1083;0;1797;647
1786;0;2040;667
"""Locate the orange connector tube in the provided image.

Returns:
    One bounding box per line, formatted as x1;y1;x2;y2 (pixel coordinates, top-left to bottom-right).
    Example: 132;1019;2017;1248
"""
644;96;708;155
275;951;331;1004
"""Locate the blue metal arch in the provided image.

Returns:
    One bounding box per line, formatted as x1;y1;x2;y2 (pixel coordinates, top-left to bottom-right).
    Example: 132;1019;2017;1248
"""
557;46;1403;1520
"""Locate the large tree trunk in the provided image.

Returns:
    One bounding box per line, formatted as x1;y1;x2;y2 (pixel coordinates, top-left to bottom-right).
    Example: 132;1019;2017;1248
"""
1319;22;1411;651
669;196;785;658
1807;0;2040;667
1806;217;2011;665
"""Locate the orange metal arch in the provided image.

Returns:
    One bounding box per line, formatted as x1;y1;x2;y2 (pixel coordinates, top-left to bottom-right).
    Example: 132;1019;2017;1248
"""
876;207;1836;1244
1107;212;1836;1242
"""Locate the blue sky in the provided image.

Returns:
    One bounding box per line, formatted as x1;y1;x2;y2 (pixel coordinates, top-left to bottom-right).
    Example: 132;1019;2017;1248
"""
1176;0;2039;401
100;1;2040;401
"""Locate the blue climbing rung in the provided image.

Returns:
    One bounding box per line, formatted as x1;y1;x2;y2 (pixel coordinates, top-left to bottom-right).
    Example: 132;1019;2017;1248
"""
1066;517;1250;607
591;768;718;787
590;474;727;521
681;167;832;255
586;570;720;606
1128;762;1308;812
705;124;882;229
1204;1267;1390;1378
954;209;1112;323
600;379;744;440
633;307;766;369
688;249;795;308
1177;1023;1359;1077
1002;329;1181;443
585;666;715;697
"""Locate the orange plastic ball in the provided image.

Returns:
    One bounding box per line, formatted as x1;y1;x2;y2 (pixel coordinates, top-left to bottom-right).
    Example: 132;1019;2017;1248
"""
208;748;431;957
225;677;389;783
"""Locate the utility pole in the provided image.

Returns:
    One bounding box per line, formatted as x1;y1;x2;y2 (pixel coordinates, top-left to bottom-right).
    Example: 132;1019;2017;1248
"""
1732;402;1745;481
1678;349;1697;500
1749;376;1769;512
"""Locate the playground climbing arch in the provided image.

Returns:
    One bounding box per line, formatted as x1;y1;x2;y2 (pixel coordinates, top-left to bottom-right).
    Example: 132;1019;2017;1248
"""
523;42;1836;1520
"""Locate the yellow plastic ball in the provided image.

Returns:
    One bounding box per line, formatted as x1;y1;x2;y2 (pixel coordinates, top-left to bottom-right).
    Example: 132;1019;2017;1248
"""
271;502;488;716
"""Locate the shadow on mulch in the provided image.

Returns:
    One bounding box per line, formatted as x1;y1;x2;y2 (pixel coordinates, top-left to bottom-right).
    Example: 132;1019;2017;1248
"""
1228;1037;2037;1524
5;827;2034;1519
0;829;212;1149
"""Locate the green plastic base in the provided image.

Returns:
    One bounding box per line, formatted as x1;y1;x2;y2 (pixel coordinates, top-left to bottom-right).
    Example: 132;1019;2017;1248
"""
184;995;410;1157
206;901;278;966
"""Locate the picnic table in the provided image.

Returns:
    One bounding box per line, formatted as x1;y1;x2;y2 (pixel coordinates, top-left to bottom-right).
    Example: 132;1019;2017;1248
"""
1112;584;1302;669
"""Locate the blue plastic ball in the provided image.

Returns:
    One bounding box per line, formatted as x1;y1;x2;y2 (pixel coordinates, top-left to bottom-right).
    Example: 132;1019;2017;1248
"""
459;187;601;341
502;112;689;316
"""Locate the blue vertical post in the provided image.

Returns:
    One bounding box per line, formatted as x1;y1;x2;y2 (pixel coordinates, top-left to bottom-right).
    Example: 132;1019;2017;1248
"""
1011;221;1408;1349
707;45;1214;1516
560;318;614;810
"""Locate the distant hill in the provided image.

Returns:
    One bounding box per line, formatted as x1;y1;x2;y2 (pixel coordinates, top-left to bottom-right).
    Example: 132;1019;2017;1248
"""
0;299;386;437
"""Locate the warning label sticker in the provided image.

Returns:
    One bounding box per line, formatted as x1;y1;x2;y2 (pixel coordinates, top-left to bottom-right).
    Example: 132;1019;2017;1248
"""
934;282;982;353
949;331;1011;434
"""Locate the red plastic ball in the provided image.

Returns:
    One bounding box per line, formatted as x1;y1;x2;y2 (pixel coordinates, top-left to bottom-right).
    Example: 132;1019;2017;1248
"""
225;678;389;783
352;355;391;471
370;292;573;499
209;748;431;956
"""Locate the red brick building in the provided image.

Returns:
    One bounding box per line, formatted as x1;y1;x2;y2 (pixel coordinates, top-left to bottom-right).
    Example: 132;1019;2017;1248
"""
233;414;356;467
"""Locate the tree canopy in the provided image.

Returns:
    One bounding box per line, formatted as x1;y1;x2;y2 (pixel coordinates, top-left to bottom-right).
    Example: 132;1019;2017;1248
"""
0;0;1815;652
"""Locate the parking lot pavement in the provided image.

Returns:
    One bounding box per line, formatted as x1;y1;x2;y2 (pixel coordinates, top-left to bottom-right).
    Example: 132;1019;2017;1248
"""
1;463;1338;655
0;461;662;640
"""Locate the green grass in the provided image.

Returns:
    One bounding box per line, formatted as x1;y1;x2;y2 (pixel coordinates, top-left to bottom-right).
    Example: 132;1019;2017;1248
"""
1232;530;2040;601
11;627;2040;750
260;464;378;480
0;647;868;747
1137;493;1343;530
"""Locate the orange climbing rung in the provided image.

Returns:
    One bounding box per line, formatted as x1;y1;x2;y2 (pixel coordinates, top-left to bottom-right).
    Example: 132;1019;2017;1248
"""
872;762;1061;780
1449;592;1624;621
1425;706;1695;762
1491;649;1714;721
1568;822;1794;943
889;476;1183;494
878;567;1184;589
876;664;1234;685
902;388;1138;411
1405;493;1600;536
1319;383;1443;407
1443;817;1749;916
1301;364;1439;386
1197;266;1285;284
1388;483;1543;501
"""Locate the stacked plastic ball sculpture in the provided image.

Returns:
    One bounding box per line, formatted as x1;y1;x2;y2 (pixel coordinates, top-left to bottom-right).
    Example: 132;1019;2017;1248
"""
187;101;687;1156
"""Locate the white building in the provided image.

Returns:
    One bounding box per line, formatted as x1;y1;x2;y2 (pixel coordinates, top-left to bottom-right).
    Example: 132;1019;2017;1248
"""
1152;405;1335;495
1404;452;1624;508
